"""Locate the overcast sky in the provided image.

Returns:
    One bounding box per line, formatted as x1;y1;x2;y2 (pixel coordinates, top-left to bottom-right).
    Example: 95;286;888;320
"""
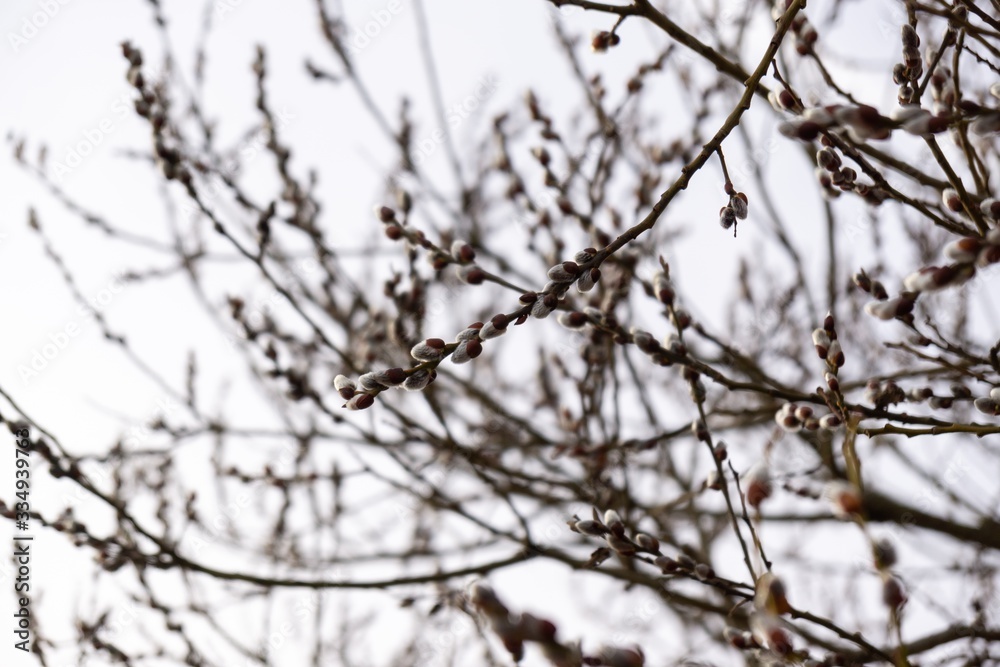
2;1;998;666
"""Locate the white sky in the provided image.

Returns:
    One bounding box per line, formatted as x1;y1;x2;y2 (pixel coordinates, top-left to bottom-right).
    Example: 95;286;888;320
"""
1;0;999;665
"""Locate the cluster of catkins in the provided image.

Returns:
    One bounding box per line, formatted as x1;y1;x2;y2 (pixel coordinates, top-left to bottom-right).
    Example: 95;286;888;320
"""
343;212;613;408
570;507;718;581
859;224;1000;322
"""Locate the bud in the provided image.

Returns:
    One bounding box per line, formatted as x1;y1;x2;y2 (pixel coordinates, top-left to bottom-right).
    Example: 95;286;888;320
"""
725;627;752;650
775;403;801;433
824;480;863;519
882;576;907;610
557;311;589;330
974;397;1000;416
603;509;625;537
373;367;408;387
755;572;792;615
469;580;507;618
456;324;484;342
812;328;831;359
778;118;823;142
903;264;974;292
606;534;637;556
768;88;797;112
676;554;695;570
479;314;510;340
750;613;793;655
345;393;375;410
653;271;675;305
547;261;580;282
944;237;983;263
834;104;894;141
978;244;1000;267
744;463;772;508
731;192;749;220
334;374;357;400
574;519;607;537
587;547;612;568
450;240;476;264
358;372;388;392
591;30;613;53
376;205;396;222
514;613;554;645
873;538;897;569
530;293;558;319
825;371;840;393
654;555;678;573
576;268;600;292
941;188;962;212
706;469;722;490
384;223;403;240
631;328;660;354
457;264;486;285
980;198;1000;220
635;533;660;554
864;295;915;320
402;369;434;391
816;147;841;171
574;247;597;263
819;413;843;429
688;378;706;402
719;205;737;229
451;339;483;364
411;338;446;362
827;339;845;368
